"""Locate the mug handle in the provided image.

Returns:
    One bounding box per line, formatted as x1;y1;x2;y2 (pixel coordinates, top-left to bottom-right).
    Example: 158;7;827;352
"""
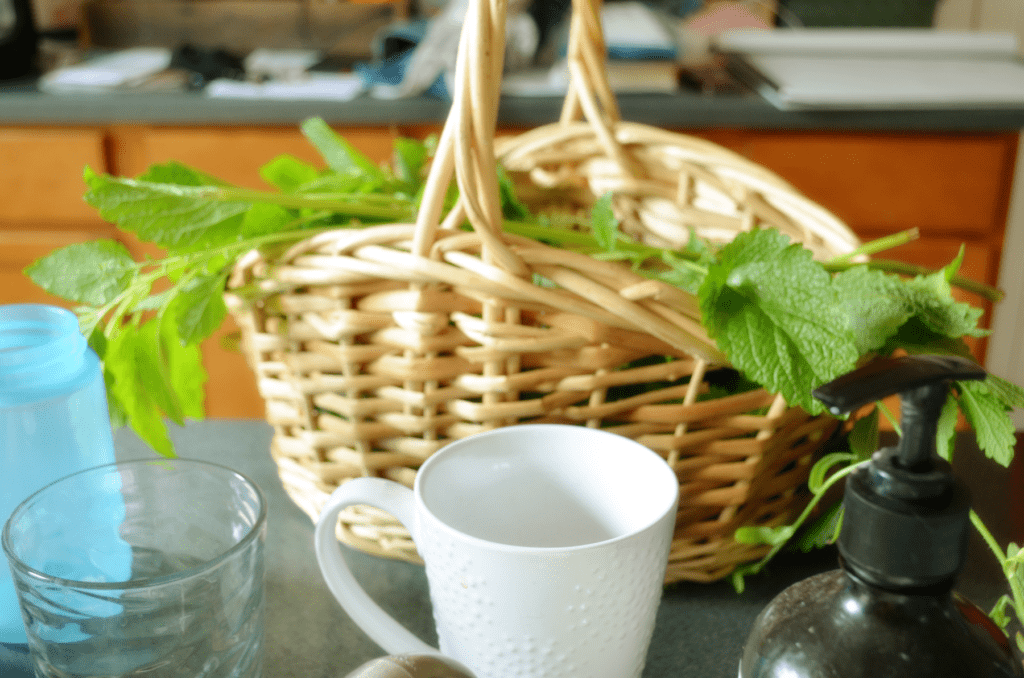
314;478;438;655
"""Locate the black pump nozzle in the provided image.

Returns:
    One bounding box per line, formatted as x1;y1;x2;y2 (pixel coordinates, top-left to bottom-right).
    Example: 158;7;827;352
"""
812;355;987;590
813;355;986;471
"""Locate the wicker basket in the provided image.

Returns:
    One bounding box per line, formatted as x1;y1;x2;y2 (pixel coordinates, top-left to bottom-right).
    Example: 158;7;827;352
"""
226;0;858;583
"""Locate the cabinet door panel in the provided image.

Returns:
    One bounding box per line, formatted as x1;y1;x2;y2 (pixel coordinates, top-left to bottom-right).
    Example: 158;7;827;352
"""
0;127;108;226
747;132;1017;236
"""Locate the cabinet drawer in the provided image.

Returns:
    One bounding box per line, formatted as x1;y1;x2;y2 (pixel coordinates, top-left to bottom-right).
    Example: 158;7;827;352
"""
0;127;108;226
746;132;1017;236
110;125;398;188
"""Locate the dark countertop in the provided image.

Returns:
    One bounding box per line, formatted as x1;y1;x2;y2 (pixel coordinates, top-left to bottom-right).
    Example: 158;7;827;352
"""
3;83;1024;130
1;420;1019;678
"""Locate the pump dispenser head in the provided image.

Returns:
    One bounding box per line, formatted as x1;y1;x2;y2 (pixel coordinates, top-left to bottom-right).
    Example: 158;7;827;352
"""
812;355;987;590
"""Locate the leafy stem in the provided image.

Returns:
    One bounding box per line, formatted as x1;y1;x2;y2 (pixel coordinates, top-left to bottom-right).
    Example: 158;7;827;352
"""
971;511;1024;639
732;458;868;591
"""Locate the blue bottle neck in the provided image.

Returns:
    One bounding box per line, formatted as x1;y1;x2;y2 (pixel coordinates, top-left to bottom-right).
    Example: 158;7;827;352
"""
0;305;93;408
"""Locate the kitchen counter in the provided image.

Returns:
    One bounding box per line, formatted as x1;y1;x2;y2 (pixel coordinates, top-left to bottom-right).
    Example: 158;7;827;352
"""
1;420;1018;678
3;84;1024;130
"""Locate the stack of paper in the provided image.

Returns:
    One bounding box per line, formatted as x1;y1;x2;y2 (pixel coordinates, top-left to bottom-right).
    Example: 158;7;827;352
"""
715;28;1024;110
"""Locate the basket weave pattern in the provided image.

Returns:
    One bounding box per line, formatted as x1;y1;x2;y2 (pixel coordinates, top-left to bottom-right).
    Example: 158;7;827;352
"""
227;0;854;583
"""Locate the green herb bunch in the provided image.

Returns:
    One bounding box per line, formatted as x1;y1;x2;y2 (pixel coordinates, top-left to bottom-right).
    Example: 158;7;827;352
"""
25;117;1024;646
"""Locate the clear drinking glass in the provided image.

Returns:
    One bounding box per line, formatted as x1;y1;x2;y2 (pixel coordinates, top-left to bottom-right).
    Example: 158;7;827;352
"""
2;458;267;678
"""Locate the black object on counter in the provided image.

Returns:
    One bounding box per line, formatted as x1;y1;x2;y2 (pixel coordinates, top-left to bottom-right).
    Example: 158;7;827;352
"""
0;0;37;80
740;354;1023;678
169;44;245;90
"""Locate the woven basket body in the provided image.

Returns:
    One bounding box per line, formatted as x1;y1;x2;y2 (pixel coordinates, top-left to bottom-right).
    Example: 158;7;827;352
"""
227;0;856;583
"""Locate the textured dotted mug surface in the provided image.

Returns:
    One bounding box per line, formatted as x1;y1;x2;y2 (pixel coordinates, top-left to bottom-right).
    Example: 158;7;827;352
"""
315;424;679;678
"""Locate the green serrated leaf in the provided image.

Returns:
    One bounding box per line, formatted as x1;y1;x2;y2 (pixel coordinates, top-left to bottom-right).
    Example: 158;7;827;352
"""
300;117;385;185
241;202;296;238
879;316;974;358
904;266;987;339
591;193;618;252
936;392;960;462
25;240;137;306
698;229;860;414
159;311;207;421
958;379;1016;467
84;168;250;253
795;502;843;552
166;273;229;345
832;266;913;354
105;326;176;457
734;524;796;547
140;161;233;187
260;154;321;192
990;594;1014;629
985;374;1024;409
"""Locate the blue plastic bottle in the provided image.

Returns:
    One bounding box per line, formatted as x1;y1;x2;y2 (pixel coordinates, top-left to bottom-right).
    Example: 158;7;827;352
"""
0;304;117;645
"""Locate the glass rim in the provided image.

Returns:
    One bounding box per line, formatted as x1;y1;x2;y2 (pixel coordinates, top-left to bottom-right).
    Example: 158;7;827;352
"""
1;457;267;590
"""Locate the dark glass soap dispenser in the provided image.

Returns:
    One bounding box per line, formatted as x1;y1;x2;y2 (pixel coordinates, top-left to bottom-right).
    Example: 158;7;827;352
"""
740;354;1024;678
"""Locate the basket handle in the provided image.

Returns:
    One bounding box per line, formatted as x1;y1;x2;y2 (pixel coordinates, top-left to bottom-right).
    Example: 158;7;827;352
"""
411;0;530;278
559;0;645;179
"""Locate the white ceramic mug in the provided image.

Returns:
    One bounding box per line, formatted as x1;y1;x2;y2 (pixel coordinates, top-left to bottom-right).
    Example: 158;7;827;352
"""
315;424;679;678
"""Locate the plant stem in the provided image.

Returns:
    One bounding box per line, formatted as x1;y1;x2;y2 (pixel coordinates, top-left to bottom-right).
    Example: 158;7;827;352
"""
742;459;869;577
970;510;1024;631
214;186;416;221
830;228;920;262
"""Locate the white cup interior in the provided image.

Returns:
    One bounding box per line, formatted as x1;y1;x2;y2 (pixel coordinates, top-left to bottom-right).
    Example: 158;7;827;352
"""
417;425;678;548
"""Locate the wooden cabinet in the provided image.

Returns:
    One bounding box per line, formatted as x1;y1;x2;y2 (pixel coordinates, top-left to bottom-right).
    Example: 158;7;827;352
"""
0;127;132;307
1;123;1016;421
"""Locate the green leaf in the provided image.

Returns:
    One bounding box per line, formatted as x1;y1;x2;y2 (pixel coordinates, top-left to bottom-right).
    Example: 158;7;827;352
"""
879;316;974;358
25;240;137;306
166;272;229;345
903;266;987;339
159;311;207;421
731;562;758;593
83;167;250;253
936;392;960;462
985;374;1024;409
392;137;429;194
591;193;618;252
498;166;531;221
698;229;860;414
734;524;796;546
260;154;320;192
140;161;233;187
847;408;879;461
990;594;1014;630
300;117;385;185
832;266;913;354
105;325;176;457
794;502;843;552
241;202;296;238
958;379;1016;467
808;452;857;493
